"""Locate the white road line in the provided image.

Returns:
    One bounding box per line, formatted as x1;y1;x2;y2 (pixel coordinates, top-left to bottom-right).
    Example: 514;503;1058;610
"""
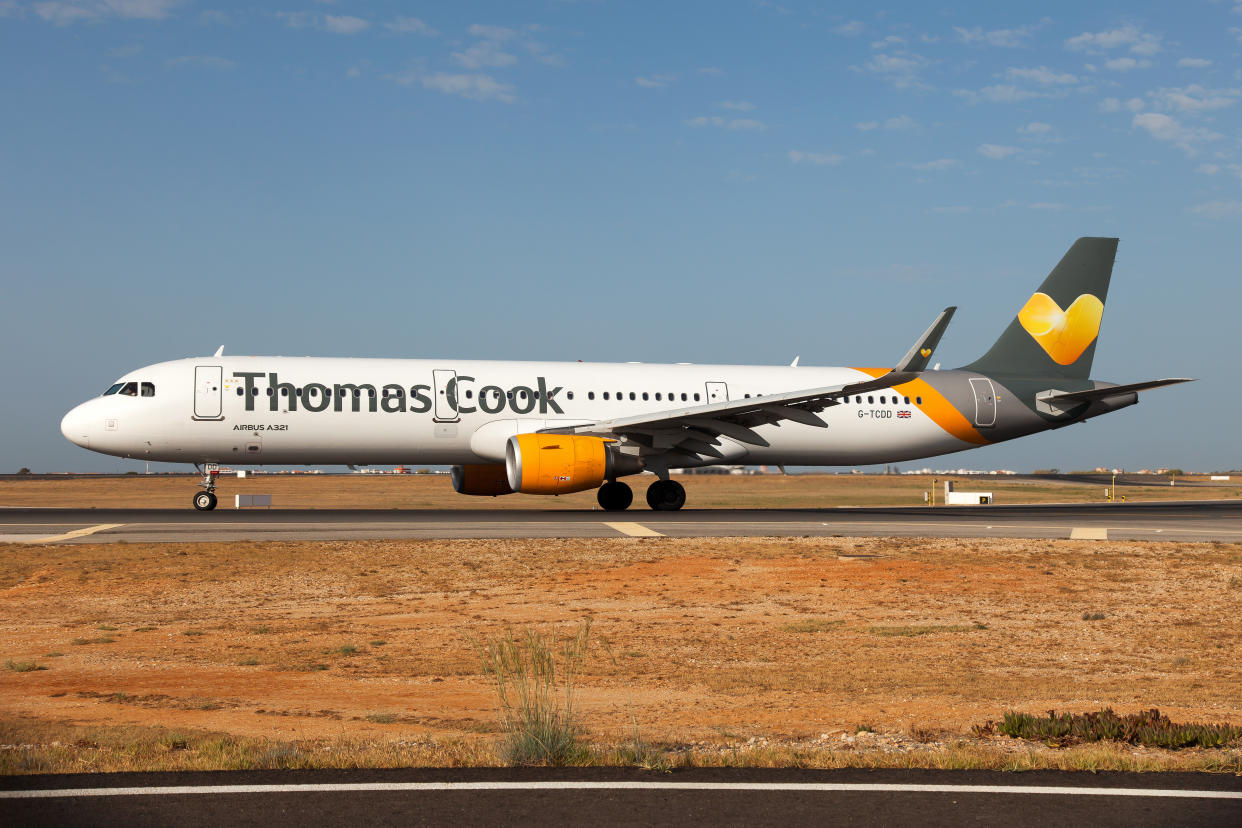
1;782;1239;799
603;521;664;537
30;524;125;544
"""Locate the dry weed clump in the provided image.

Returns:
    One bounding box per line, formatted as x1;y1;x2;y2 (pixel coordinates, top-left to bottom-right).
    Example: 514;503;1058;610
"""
480;622;592;766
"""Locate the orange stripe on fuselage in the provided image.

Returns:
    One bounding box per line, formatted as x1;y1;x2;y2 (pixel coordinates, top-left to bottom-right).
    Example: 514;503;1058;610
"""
851;368;988;446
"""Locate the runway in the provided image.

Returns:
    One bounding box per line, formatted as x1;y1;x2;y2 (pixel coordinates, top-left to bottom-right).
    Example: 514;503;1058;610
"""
2;769;1239;827
2;501;1241;543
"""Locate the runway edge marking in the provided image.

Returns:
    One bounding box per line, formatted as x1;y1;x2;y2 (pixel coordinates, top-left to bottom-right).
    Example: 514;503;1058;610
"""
603;522;664;538
2;782;1240;799
31;524;125;544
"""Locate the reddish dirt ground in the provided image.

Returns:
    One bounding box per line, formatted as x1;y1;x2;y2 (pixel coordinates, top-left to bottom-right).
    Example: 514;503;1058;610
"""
3;536;1241;749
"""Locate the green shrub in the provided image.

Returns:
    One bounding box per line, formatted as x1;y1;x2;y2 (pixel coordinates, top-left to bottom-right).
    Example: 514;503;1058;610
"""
480;622;592;766
994;709;1242;749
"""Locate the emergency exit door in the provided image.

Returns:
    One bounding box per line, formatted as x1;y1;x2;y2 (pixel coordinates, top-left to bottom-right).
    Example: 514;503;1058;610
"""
705;382;729;403
193;366;223;420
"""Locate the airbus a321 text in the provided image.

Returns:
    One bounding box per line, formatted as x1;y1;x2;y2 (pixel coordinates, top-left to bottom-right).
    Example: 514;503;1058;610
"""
61;238;1190;511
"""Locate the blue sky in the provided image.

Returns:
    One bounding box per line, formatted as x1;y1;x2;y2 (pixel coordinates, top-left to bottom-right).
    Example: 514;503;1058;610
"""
2;1;1239;473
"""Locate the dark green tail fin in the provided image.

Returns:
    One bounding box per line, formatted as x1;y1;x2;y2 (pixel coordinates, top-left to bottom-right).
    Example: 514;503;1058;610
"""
965;237;1118;381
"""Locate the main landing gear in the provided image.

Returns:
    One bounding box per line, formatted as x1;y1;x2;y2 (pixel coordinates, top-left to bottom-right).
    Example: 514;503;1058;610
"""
193;464;219;511
596;479;687;512
645;479;686;512
597;480;633;511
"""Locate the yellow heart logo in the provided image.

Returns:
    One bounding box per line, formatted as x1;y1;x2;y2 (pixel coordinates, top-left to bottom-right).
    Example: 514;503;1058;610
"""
1017;292;1104;365
919;348;932;358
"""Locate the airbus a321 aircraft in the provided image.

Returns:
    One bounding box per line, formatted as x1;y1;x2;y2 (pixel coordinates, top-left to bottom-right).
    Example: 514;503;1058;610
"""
61;238;1189;512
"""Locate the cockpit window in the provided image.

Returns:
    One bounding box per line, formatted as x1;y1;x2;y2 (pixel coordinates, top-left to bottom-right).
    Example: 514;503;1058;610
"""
140;382;155;397
119;382;138;397
103;383;123;396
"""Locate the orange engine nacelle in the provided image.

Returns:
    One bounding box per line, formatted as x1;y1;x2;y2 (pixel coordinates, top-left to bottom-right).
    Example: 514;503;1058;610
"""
450;463;514;496
505;434;615;495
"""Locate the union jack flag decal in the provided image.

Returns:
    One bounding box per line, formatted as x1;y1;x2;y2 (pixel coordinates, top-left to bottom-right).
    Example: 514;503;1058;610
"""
897;410;912;418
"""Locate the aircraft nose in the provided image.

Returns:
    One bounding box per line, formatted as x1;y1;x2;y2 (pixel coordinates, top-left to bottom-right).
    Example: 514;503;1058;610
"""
61;403;92;448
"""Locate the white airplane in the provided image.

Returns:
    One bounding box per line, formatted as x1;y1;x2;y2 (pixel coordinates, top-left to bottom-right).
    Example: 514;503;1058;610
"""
62;238;1189;512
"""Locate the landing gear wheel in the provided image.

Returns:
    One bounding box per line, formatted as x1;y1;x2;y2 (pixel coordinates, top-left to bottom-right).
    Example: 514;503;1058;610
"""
597;481;633;511
646;479;686;511
193;491;218;511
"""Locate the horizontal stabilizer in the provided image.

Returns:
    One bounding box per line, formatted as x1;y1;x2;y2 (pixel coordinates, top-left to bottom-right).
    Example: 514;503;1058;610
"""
1041;378;1193;403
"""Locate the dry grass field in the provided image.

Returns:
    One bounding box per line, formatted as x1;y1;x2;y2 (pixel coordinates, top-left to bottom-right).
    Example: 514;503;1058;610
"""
3;535;1241;773
1;471;1238;510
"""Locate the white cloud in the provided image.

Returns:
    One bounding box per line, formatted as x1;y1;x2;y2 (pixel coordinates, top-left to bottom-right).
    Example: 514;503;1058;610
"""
1028;202;1067;210
686;116;766;131
30;0;182;24
954;23;1041;47
978;144;1019;159
911;158;960;171
871;35;905;49
1100;96;1145;112
856;121;878;131
787;150;844;166
697;66;725;76
420;72;515;103
1018;122;1052;134
278;11;367;34
1065;25;1161;56
832;20;863;36
453;41;516;69
1189;200;1242;217
385;16;436;36
1177;57;1212;68
346;65;361;78
719;100;755;111
1148;85;1240;114
322;14;367;34
636;74;674;88
468;24;516;40
857;52;930;90
1105;57;1151;72
929;205;972;214
1196;163;1220;174
1132;111;1222;155
882;114;917;130
388;70;516;103
1005;66;1078;85
107;44;142;58
957;84;1057;104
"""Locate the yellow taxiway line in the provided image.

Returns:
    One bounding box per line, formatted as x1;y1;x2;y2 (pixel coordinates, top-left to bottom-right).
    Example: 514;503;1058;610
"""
603;521;664;537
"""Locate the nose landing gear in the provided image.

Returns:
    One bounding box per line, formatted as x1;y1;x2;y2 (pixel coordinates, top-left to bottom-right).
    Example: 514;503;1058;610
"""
193;463;219;511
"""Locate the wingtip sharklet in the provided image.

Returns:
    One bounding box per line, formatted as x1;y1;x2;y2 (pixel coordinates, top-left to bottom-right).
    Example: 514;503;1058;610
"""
893;306;956;374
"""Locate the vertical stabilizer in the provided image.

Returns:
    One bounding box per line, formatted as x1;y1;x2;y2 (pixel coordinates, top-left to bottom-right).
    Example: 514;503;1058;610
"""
965;237;1118;381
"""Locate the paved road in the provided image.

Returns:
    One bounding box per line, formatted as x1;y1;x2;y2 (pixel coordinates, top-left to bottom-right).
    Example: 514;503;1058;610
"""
1;501;1241;543
2;768;1239;827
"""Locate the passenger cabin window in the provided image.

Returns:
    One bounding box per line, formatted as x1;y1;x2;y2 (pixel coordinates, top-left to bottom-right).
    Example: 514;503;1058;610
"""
694;393;701;401
119;382;138;396
567;391;574;400
916;396;923;405
588;392;595;400
629;392;636;400
681;393;687;401
603;392;609;400
867;396;874;404
104;383;123;396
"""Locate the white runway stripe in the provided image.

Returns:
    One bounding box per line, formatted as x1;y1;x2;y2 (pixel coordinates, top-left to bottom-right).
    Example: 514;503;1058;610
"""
2;782;1239;799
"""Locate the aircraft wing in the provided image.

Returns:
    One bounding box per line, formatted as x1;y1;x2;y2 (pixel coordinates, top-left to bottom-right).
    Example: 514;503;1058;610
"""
542;371;916;459
541;307;956;461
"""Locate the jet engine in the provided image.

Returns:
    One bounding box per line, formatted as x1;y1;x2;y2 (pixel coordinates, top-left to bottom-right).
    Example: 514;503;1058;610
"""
450;463;514;496
505;433;636;495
